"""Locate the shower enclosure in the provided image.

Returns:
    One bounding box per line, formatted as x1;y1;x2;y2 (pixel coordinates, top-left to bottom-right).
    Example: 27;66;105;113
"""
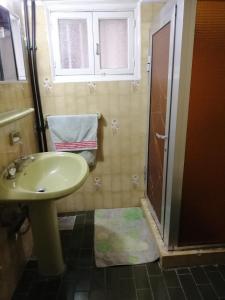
145;0;225;250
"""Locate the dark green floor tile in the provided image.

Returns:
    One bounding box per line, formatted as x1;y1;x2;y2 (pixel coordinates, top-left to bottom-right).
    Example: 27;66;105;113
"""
78;248;94;267
74;214;86;225
58;281;77;300
41;292;59;300
133;265;149;288
106;278;136;300
116;265;133;277
190;266;209;285
106;265;132;289
26;281;47;300
73;292;89;300
119;278;136;300
45;277;62;293
106;268;120;289
91;268;106;289
107;289;120;300
64;249;80;269
15;270;39;293
168;287;186;300
149;275;169;300
86;211;94;224
89;289;107;300
206;271;225;297
137;289;153;300
12;293;28;300
176;268;190;274
64;267;91;282
82;227;94;248
60;231;73;249
70;232;85;249
203;265;218;272
147;262;161;275
179;274;202;300
198;284;218;300
217;265;225;280
163;270;180;288
64;268;92;291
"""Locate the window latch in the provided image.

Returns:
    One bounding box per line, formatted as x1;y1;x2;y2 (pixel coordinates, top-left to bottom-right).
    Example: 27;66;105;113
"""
96;43;101;55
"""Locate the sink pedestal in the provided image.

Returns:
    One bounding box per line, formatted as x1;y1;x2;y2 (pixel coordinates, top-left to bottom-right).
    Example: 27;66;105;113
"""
29;201;65;276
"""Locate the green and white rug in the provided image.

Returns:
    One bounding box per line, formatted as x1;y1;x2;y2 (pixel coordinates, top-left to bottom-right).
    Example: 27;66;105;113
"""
94;207;159;267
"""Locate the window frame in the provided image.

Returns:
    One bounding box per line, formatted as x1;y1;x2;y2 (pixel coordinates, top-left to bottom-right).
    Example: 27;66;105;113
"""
46;2;140;82
50;12;94;76
93;11;135;76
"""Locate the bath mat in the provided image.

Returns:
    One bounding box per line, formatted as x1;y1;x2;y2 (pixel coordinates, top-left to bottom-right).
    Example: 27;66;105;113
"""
58;216;76;230
94;207;159;267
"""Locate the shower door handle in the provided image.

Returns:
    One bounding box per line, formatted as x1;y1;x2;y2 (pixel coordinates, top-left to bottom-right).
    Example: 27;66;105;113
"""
155;132;168;140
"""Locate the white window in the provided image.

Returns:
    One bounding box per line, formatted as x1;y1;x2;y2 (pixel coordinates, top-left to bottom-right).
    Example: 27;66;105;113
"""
51;12;94;75
93;12;134;75
49;7;140;82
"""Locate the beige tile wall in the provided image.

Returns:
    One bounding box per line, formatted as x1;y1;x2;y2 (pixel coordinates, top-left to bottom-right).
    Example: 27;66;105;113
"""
36;3;164;212
0;1;38;299
0;88;38;300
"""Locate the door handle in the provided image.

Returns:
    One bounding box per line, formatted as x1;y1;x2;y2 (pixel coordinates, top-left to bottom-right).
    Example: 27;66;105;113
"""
96;43;100;55
155;133;168;140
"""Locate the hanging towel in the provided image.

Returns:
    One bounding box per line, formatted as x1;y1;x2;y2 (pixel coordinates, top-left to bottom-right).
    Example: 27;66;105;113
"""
47;114;98;153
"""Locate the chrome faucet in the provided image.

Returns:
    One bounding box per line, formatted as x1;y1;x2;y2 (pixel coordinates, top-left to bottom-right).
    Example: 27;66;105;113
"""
14;155;35;172
6;164;17;179
5;155;35;179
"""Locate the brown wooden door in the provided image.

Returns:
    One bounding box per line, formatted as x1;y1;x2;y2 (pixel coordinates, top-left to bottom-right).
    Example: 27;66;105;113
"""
147;9;175;233
179;1;225;246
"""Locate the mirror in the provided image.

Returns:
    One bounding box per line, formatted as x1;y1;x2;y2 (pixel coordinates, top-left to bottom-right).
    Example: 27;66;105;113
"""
0;5;26;81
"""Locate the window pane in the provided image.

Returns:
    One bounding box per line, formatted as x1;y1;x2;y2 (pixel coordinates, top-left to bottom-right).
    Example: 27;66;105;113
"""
0;6;17;81
99;19;128;69
58;19;89;69
10;15;26;80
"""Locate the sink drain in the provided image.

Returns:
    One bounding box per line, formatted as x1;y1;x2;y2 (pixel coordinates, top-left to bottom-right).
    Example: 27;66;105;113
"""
37;187;46;192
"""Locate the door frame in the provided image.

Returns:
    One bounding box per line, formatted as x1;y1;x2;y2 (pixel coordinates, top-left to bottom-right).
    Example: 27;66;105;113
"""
144;0;198;249
145;4;177;238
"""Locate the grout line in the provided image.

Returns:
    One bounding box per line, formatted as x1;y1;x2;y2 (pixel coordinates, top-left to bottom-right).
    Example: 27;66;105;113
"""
163;269;182;289
131;265;139;300
202;266;221;299
176;274;188;300
145;264;156;300
160;266;172;300
189;265;210;287
188;268;204;300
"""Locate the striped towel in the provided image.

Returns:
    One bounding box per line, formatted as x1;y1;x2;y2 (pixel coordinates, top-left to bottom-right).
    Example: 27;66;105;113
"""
47;114;98;152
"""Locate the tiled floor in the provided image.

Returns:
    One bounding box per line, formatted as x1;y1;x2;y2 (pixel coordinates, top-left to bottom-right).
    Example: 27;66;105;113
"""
13;211;225;300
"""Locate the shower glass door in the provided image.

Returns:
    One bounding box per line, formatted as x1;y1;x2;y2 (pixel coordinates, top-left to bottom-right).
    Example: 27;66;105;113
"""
147;6;176;237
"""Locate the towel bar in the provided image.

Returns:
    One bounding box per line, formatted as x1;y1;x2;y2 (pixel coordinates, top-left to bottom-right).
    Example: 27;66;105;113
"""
44;113;102;129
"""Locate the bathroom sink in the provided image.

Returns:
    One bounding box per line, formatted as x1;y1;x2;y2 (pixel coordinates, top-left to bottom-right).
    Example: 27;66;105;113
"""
0;152;89;276
0;152;89;202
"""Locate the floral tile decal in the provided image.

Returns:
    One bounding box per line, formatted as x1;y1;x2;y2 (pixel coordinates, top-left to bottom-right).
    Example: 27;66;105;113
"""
94;177;102;190
111;119;119;135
